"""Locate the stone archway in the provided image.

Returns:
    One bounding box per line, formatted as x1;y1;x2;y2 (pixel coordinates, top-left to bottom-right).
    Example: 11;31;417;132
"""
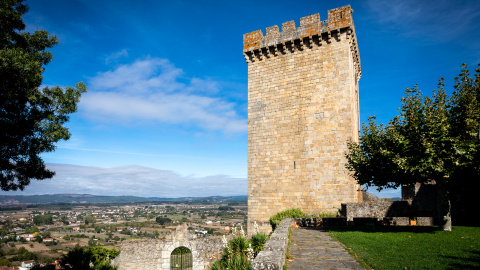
115;225;225;270
170;246;193;270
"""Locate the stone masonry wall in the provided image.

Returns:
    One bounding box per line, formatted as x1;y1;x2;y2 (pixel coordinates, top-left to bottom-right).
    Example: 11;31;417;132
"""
245;5;362;234
114;226;224;270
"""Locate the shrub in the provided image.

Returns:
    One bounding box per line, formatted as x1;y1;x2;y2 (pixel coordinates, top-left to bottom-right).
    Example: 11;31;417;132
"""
269;208;306;230
315;212;338;218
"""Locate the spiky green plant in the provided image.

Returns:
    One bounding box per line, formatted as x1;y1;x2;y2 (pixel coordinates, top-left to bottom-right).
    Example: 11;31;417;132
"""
210;224;267;270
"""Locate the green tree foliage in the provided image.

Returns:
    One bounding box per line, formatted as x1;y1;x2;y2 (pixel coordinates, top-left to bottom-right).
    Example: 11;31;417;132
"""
218;206;235;211
60;216;69;225
62;245;119;270
25;226;39;233
346;64;480;231
228;202;240;206
0;0;87;191
155;217;172;225
32;214;52;225
83;215;96;225
11;247;37;261
0;258;11;266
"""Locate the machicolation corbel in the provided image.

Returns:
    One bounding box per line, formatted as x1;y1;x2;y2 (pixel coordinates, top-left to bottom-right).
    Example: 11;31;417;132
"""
242;4;361;77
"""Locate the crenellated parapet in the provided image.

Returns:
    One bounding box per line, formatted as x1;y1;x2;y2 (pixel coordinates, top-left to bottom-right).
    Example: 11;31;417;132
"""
243;5;361;78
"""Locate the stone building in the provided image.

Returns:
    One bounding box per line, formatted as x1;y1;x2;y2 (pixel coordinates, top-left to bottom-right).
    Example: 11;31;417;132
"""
244;5;362;234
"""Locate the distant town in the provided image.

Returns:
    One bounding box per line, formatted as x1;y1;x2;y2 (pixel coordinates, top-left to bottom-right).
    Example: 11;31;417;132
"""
0;195;247;269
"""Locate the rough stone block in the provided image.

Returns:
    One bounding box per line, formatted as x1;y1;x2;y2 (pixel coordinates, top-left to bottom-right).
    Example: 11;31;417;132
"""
252;250;283;270
417;217;435;226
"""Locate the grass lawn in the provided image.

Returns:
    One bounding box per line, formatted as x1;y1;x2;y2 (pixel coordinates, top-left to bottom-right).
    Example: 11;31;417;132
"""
327;226;480;270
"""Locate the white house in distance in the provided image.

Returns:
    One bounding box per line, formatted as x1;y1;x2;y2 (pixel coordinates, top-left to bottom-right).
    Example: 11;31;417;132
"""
20;260;35;270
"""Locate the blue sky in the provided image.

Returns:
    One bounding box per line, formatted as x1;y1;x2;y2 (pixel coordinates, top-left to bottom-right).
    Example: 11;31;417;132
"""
4;0;480;198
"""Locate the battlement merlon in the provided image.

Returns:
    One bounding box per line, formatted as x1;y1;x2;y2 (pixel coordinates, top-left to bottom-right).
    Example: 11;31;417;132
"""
243;5;361;78
243;5;355;51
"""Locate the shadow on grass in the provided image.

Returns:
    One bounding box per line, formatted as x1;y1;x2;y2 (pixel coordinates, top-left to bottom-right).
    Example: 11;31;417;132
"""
444;250;480;270
324;225;439;234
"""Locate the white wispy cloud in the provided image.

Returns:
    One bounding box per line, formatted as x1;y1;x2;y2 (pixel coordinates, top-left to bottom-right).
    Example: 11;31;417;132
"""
105;49;129;65
364;0;480;41
2;164;247;198
80;58;246;134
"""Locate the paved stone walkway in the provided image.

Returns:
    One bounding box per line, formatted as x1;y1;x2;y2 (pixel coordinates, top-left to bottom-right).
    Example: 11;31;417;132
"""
288;227;365;270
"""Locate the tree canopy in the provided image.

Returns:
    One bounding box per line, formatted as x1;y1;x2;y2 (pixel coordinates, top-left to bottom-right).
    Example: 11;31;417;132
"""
0;0;86;191
83;215;96;225
156;217;172;225
61;245;119;270
345;64;480;230
32;214;53;225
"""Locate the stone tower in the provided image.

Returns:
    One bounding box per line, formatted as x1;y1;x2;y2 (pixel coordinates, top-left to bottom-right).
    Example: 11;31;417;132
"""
244;5;362;234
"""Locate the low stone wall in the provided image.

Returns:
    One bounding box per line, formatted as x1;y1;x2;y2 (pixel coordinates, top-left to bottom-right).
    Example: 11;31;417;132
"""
342;201;437;225
252;218;294;270
343;202;393;221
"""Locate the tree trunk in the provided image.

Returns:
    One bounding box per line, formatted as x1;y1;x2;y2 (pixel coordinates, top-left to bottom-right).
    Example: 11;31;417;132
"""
437;180;452;231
